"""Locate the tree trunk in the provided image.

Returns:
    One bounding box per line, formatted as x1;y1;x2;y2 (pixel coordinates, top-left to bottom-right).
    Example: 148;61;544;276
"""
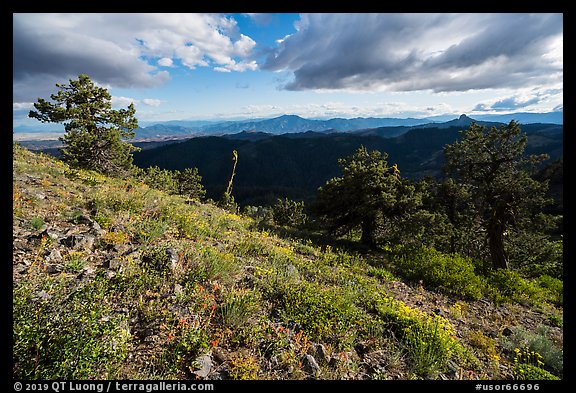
360;219;377;248
488;221;508;269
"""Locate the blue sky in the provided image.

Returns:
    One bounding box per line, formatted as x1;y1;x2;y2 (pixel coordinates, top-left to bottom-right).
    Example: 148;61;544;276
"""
13;13;563;132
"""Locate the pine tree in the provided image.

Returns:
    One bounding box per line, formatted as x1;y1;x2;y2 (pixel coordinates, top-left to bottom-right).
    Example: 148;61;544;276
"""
444;121;549;269
313;146;416;248
29;74;140;176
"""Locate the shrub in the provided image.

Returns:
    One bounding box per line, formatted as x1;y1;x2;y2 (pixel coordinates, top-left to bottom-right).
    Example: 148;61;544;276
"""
186;244;239;285
228;353;260;380
30;216;45;231
514;363;559;380
270;281;363;346
64;251;86;272
501;326;563;377
373;295;461;377
486;269;541;305
392;246;485;300
219;288;259;328
536;275;563;306
271;197;307;227
13;276;130;379
140;166;179;194
175;167;206;201
507;231;563;279
403;317;457;377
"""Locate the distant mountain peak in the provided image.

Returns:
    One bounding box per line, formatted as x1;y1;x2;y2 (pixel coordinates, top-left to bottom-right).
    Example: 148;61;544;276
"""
459;114;470;120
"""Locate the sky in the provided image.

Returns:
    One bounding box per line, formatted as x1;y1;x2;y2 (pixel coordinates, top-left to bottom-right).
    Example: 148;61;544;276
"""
13;13;563;132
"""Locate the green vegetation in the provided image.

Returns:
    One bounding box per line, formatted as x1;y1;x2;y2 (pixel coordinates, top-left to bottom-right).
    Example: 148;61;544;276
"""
312;146;421;248
444;121;550;269
271;197;307;227
392;245;485;300
13;105;562;380
29;74;139;176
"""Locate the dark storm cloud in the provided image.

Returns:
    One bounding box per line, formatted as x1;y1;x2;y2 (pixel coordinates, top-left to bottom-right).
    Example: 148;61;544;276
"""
13;14;170;102
263;13;563;92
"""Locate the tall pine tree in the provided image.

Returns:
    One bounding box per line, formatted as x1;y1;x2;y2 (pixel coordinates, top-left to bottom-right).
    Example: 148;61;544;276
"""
29;74;139;176
444;121;549;269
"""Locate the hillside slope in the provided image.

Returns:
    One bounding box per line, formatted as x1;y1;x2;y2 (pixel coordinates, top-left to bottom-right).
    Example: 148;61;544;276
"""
13;145;563;381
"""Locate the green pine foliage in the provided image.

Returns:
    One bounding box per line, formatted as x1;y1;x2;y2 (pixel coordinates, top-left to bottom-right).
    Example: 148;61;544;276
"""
29;74;140;176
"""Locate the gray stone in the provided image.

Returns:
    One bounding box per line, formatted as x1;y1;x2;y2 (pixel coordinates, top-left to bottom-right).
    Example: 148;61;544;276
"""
90;221;106;236
46;249;62;263
13;238;33;252
106;258;124;271
61;233;96;251
314;344;330;363
166;248;180;272
192;354;212;378
35;290;52;301
43;230;61;241
46;264;64;274
302;354;321;377
14;263;28;274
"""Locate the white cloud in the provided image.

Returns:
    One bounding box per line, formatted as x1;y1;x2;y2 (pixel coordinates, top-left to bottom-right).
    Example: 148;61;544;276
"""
158;57;173;67
472;87;563;113
13;13;258;102
141;98;162;107
112;96;138;107
112;96;163;108
13;102;34;110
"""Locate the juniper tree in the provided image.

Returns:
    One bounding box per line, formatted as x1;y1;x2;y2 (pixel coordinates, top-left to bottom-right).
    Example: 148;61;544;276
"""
29;74;140;176
443;121;549;270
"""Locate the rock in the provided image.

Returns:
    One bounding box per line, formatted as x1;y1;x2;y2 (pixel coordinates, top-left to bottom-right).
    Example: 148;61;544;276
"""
212;347;227;364
286;320;303;332
502;327;514;337
13;238;33;252
302;354;321;377
34;290;52;301
14;263;28;274
192;354;212;378
174;283;184;296
77;266;97;281
166;248;180;273
112;244;132;255
60;233;96;251
106;258;124;271
46;264;64;274
46;249;62;263
90;221;106;236
77;214;93;225
315;344;330;363
43;229;61;241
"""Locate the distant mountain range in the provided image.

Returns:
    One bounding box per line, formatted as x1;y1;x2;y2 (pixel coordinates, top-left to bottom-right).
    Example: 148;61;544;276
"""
14;111;563;141
132;112;562;140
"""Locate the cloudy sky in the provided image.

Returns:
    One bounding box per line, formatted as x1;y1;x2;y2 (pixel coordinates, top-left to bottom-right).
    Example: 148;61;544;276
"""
13;13;563;131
